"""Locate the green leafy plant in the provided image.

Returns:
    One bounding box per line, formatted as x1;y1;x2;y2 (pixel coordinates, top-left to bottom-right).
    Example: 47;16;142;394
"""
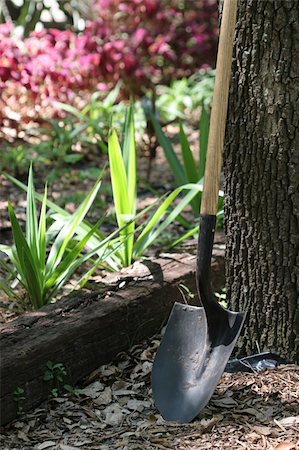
54;82;123;153
13;387;26;415
108;103;204;267
215;288;227;308
155;78;194;122
63;384;83;396
43;361;82;397
108;103;136;266
35;118;86;165
43;361;66;398
144;90;225;247
53;85;149;154
154;69;215;123
0;145;33;176
0;165;120;308
43;361;66;382
3;172;124;273
147;101;209;212
188;69;216;108
147;99;223;220
178;283;195;303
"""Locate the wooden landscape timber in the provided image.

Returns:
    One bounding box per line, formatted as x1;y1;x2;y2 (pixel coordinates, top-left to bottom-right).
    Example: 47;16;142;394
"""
0;249;224;426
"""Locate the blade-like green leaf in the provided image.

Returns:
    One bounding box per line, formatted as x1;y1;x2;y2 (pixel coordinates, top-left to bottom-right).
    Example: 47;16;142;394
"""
0;244;13;258
170;225;199;248
121;100;136;210
38;182;48;273
148;108;186;186
1;245;25;283
133;183;203;258
103;81;121;108
179;122;200;214
72;237;124;289
108;127;134;266
22;248;44;309
198;101;210;181
45;217;105;296
108;129;130;220
69;124;88;140
8;202;43;308
179;122;198;183
0;279;19;300
48;213;120;271
53;102;85;120
8;202;32;277
120;102;136;265
46;174;103;273
26;165;39;263
45;215;135;300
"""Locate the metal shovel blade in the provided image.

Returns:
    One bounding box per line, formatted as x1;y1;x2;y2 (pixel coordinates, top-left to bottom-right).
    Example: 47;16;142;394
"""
152;303;244;422
151;215;246;423
151;302;245;422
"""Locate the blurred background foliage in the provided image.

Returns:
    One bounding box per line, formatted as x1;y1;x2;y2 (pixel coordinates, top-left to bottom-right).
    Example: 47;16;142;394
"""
0;0;218;126
0;0;92;35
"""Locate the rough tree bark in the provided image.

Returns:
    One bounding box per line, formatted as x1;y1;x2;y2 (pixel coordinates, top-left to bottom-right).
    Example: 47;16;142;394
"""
223;0;299;362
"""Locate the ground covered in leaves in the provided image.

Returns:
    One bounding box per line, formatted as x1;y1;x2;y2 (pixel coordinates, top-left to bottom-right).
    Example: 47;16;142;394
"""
1;337;298;450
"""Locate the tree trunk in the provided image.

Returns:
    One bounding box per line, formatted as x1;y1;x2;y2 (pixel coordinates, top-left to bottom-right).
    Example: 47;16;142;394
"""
223;0;299;362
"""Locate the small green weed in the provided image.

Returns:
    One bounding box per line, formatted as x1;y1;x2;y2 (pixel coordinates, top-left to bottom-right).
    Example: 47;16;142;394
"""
43;361;82;397
13;387;26;415
215;288;227;308
43;361;66;397
178;283;195;303
1;145;32;176
35;118;85;166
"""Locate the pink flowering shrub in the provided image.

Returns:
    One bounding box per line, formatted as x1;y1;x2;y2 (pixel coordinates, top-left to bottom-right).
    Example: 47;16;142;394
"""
0;0;218;125
93;0;218;90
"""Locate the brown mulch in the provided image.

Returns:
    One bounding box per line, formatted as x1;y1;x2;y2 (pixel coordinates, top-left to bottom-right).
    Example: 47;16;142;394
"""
1;336;298;450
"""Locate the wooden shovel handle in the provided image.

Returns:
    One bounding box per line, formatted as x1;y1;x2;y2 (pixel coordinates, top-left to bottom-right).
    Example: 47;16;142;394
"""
200;0;238;216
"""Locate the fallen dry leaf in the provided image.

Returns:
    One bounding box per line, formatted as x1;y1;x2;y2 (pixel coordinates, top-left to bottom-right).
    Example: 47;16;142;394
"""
275;443;297;450
126;399;151;412
251;425;272;436
276;416;299;427
212;396;238;407
102;403;125;426
37;442;56;450
17;431;30;442
59;445;80;450
80;381;104;399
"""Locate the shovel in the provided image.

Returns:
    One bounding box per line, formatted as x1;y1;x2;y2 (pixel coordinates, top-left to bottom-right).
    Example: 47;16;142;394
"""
151;0;246;423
